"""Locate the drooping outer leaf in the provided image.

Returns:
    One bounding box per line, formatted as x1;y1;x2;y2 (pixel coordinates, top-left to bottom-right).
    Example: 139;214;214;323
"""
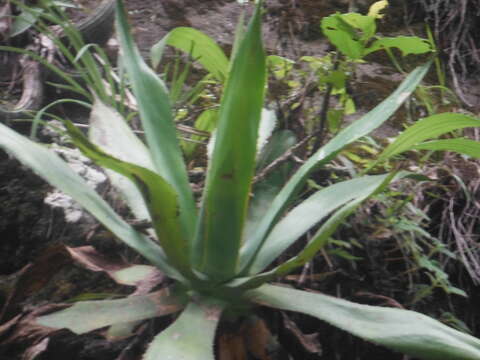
0;121;181;280
239;62;431;273
115;0;197;242
151;27;229;82
65;245;159;285
63;120;193;278
89;98;153;221
143;298;224;360
65;245;163;291
248;173;402;275
193;1;266;280
375;112;480;164
37;288;185;334
247;284;480;360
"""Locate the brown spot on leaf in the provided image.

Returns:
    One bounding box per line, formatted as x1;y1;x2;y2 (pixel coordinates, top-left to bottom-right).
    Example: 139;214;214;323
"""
221;172;234;180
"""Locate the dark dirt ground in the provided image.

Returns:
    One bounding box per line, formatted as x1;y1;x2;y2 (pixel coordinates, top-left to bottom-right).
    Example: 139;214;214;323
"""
1;0;480;359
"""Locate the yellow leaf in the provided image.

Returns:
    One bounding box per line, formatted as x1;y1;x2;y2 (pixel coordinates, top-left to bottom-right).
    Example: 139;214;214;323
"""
368;0;389;19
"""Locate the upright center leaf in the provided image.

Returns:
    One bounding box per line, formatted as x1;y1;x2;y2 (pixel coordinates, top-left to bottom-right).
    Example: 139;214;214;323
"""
193;2;266;281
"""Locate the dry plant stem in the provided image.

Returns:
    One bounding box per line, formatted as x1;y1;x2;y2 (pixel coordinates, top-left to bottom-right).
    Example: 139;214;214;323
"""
297;260;311;286
253;58;340;184
279;312;323;358
449;63;472;108
448;196;480;284
253;130;318;185
420;0;480;107
6;60;20;93
355;292;405;309
0;3;12;42
312;53;340;150
272;80;317;134
16;55;43;110
73;121;208;138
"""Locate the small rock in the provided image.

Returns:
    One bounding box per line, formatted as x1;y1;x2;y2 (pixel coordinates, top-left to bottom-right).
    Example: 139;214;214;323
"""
44;143;107;224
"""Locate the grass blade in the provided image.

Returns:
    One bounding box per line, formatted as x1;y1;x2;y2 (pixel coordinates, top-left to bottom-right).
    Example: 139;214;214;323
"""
151;27;229;82
375;112;480;163
412;139;480;158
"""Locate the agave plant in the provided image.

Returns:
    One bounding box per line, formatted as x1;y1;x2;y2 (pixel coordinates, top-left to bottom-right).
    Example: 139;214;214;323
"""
1;0;480;359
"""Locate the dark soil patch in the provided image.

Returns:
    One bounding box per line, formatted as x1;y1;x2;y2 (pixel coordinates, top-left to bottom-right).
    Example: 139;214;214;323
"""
0;154;57;275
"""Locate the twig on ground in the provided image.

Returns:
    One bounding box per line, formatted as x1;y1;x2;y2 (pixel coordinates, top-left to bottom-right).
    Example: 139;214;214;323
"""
253;130;318;184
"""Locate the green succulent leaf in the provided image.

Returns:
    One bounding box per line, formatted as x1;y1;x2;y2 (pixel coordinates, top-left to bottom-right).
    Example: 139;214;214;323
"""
143;298;224;360
193;0;266;280
89;98;154;221
151;27;229;82
206;107;277;160
229;199;367;290
256;108;278;156
230;172;403;290
0;122;180;279
229;9;246;63
63;120;193;278
115;0;197;241
239;62;431;273
111;265;159;286
248;284;480;360
265;171;406;278
243;130;297;242
248;172;402;275
37;288;185;334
